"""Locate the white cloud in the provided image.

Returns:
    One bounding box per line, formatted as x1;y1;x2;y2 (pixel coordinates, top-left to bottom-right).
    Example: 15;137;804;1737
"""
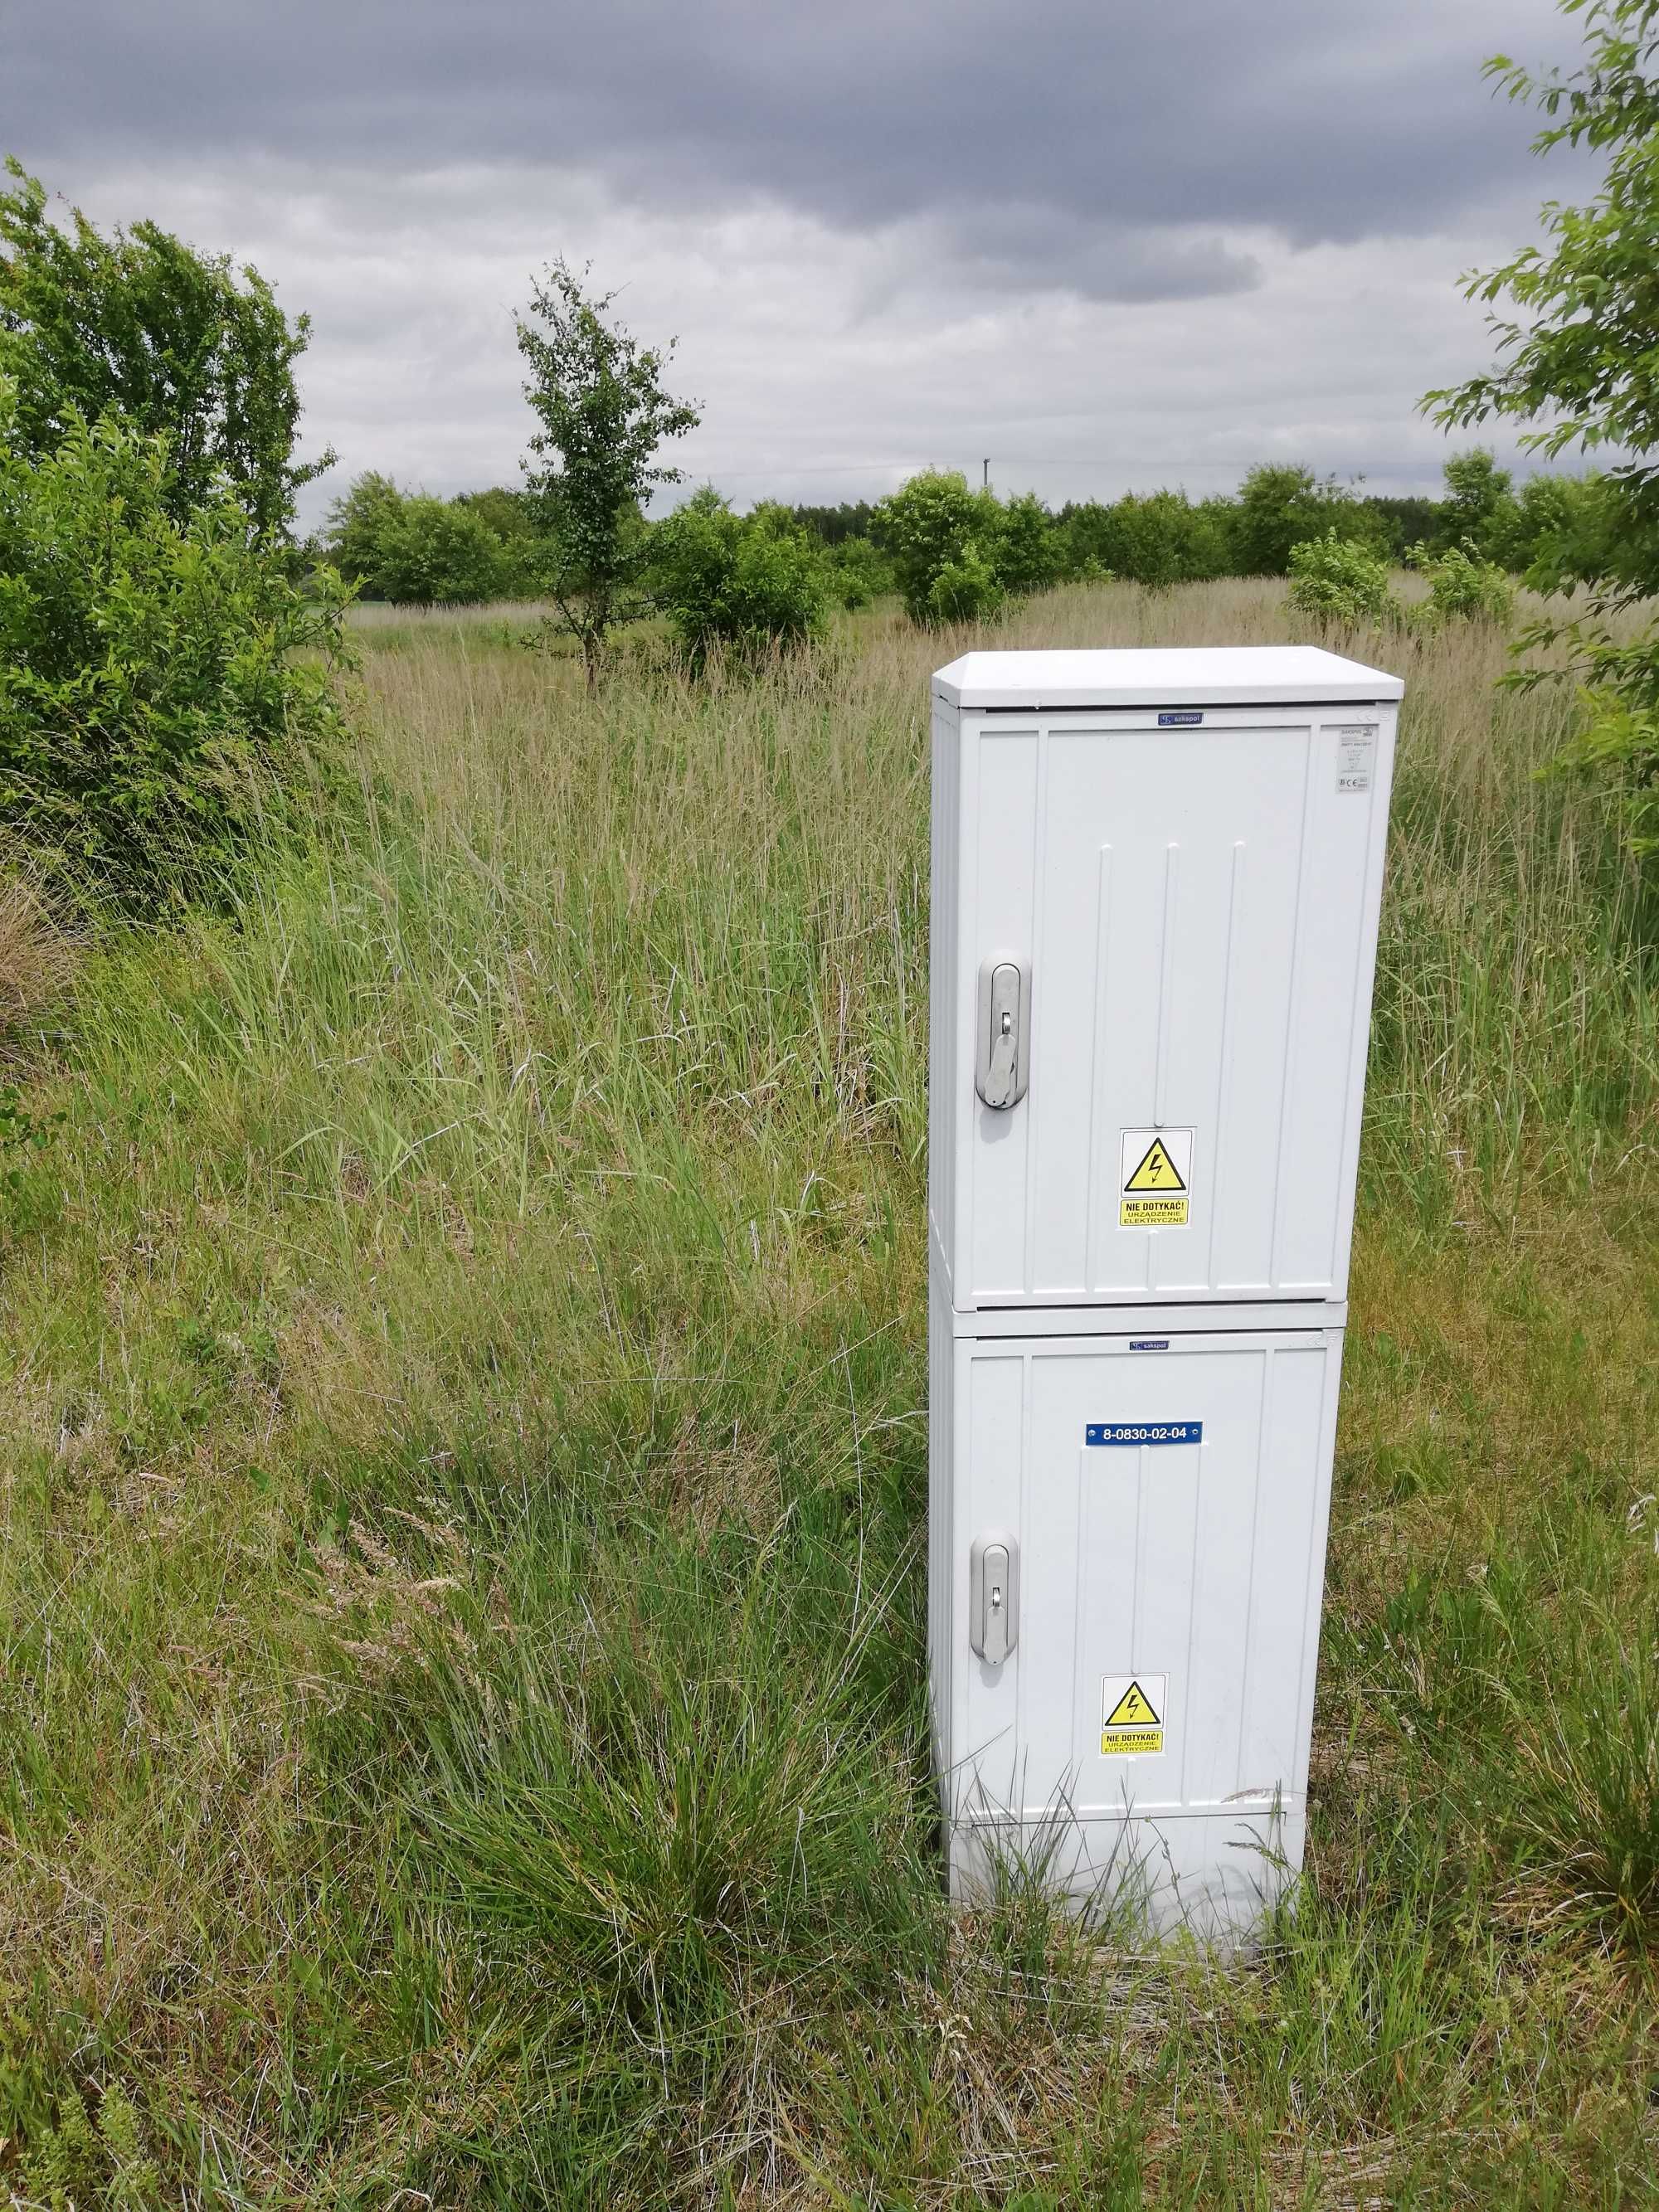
57;151;1571;531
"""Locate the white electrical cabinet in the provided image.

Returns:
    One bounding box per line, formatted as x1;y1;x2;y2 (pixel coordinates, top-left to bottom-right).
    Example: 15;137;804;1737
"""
927;647;1403;1941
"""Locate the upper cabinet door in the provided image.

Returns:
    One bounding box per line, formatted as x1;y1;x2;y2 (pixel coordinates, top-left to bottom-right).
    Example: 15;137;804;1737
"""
953;708;1395;1306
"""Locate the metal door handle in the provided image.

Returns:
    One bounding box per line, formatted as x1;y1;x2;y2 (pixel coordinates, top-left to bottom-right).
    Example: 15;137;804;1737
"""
969;1531;1019;1663
975;955;1029;1108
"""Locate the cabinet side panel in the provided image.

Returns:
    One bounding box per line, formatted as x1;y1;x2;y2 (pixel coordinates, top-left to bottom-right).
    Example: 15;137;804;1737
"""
928;702;961;1295
927;1267;953;1810
1321;709;1398;1300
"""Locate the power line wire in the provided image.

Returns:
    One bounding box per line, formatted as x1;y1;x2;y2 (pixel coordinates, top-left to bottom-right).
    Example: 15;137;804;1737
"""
680;453;1461;481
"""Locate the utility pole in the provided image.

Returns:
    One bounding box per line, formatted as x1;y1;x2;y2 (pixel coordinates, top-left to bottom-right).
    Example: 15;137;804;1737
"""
982;457;990;490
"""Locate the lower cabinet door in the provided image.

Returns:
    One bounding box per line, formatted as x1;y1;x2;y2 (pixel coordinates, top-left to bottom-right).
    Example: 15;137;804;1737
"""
944;1325;1342;1936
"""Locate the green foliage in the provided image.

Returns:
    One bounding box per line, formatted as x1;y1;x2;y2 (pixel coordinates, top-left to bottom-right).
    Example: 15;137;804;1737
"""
650;489;826;662
926;540;1004;624
1512;470;1623;591
12;2080;161;2212
786;498;878;546
324;474;543;605
786;461;1608;610
825;533;892;609
1231;462;1375;574
1440;447;1513;545
1363;491;1446;562
1549;683;1659;853
1412;540;1516;625
0;158;328;546
320;469;405;591
0;386;351;911
870;469;1007;625
1057;490;1231;588
374;497;513;606
1287;527;1395;623
995;491;1061;593
1423;2;1659;848
517;259;699;681
450;483;546;587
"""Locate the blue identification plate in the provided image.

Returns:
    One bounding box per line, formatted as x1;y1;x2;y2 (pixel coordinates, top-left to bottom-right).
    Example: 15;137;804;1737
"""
1087;1421;1203;1446
1158;712;1202;726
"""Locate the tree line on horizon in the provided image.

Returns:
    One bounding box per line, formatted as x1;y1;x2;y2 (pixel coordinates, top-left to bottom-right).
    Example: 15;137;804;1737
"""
314;446;1618;616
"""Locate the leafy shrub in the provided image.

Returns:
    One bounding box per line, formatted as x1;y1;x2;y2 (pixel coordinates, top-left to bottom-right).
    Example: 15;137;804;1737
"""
372;496;514;605
651;489;826;663
1411;540;1515;625
1231;462;1379;575
871;469;1006;625
995;491;1061;593
1545;683;1659;854
1506;473;1623;591
0;388;351;912
926;542;1004;625
1;158;328;547
1287;528;1395;624
825;534;893;610
1058;490;1231;589
323;472;541;604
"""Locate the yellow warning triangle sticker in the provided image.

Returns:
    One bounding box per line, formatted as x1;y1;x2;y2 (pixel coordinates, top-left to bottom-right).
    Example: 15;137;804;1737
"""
1105;1680;1161;1728
1124;1137;1186;1194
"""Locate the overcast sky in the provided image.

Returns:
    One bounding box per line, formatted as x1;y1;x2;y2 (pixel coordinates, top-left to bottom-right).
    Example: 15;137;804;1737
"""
6;0;1596;527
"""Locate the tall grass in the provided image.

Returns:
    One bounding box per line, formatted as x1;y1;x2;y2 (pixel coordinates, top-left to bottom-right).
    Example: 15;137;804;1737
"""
1;579;1656;2205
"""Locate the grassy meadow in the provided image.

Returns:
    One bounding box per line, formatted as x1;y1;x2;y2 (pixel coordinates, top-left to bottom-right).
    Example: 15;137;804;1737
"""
2;579;1658;2206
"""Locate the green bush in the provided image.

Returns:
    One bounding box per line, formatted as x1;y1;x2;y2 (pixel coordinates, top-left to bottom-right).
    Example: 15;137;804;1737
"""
1231;463;1379;575
0;158;328;547
825;534;893;610
995;491;1060;593
1287;528;1395;624
322;473;538;604
0;387;350;912
1411;540;1515;625
1057;490;1230;589
372;495;514;605
650;489;826;662
871;469;1006;625
926;542;1004;625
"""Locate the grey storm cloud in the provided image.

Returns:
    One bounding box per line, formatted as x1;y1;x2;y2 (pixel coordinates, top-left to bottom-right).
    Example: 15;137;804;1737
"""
7;0;1585;306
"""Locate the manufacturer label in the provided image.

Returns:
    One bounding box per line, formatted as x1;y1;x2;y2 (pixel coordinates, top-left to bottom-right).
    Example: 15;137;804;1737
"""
1335;724;1378;795
1128;1339;1169;1352
1102;1674;1165;1757
1086;1421;1202;1446
1119;1127;1192;1228
1158;711;1203;727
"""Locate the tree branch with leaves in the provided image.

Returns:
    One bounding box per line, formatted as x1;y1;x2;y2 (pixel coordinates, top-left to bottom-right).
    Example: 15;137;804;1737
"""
1423;0;1659;848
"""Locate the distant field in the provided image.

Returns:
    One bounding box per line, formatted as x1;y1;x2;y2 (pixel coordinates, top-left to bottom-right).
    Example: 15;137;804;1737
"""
3;579;1657;2205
